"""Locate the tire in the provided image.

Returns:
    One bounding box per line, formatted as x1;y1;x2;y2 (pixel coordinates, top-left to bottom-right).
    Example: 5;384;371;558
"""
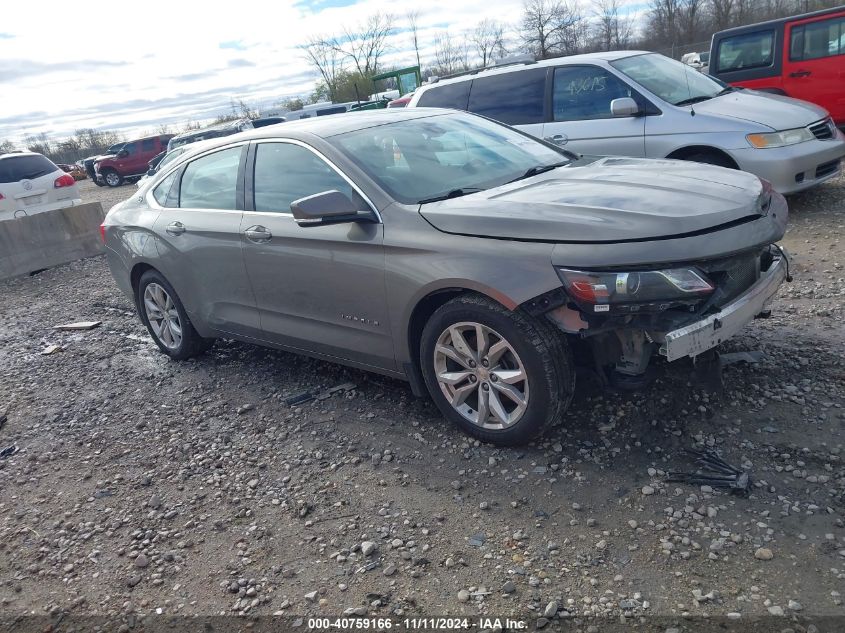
136;270;213;360
419;294;574;446
678;151;736;169
103;169;123;187
94;180;105;187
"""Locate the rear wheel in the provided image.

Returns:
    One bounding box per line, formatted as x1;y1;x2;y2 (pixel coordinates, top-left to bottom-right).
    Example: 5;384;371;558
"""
137;270;213;360
103;169;123;187
420;294;574;445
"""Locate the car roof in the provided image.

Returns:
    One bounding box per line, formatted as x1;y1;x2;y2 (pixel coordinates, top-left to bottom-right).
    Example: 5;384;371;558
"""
713;5;844;36
420;50;651;90
0;150;45;161
235;107;449;141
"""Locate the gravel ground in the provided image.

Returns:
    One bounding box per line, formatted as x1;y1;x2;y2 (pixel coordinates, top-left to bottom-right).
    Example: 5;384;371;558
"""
1;176;844;629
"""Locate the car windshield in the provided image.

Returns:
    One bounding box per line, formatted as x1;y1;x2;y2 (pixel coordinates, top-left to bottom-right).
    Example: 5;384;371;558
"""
611;53;728;106
330;112;570;204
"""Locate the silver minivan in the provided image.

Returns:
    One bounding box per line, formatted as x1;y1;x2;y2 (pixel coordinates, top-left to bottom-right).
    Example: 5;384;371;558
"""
408;51;845;194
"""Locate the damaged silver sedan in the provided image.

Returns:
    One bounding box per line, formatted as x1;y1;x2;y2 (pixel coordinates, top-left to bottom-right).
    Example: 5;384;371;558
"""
102;108;789;445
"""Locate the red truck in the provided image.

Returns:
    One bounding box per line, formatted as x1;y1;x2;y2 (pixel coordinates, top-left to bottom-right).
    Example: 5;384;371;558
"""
95;134;174;187
709;6;845;128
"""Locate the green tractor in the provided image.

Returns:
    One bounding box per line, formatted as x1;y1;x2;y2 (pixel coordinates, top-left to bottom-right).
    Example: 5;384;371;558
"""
350;66;422;111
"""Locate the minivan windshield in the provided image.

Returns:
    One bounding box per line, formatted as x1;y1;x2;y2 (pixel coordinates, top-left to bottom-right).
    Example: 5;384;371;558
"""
331;112;570;204
611;53;729;106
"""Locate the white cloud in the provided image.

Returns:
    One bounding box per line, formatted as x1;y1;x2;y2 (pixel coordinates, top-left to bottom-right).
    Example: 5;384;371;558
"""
0;0;646;144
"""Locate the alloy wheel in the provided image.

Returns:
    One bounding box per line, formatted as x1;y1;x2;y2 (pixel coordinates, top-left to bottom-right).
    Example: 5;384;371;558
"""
143;283;182;350
105;172;120;186
433;322;529;429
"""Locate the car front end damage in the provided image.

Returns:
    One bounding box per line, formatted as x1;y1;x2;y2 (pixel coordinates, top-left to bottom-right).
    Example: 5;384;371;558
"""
530;243;789;384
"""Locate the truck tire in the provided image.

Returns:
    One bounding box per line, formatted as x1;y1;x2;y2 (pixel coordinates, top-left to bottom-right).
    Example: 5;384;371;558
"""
103;169;123;187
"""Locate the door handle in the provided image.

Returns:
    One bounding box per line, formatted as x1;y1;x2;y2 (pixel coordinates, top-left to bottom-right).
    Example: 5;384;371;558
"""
244;225;272;242
166;221;185;236
789;70;811;78
544;134;568;145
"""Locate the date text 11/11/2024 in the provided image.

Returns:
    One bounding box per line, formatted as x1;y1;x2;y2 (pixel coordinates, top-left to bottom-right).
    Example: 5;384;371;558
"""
307;617;528;630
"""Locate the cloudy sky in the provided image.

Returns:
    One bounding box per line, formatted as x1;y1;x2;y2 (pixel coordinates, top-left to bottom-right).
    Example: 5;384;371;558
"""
0;0;642;146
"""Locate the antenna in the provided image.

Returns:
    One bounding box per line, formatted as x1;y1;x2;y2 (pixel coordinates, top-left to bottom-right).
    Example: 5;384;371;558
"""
683;62;696;117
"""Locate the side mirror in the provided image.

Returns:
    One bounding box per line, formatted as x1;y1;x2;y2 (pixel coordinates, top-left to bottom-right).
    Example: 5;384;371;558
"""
147;167;156;176
117;149;129;158
290;190;375;227
610;97;639;117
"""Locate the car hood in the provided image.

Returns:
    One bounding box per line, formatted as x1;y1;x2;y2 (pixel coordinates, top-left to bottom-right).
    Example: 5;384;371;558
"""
693;89;828;129
419;157;767;243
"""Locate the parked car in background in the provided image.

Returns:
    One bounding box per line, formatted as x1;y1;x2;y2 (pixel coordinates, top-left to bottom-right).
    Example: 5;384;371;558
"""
167;119;253;152
408;50;845;193
1;151;81;220
95;134;174;187
83;142;125;185
387;93;414;108
681;51;710;70
57;163;87;180
103;109;789;445
709;6;845;127
251;116;286;128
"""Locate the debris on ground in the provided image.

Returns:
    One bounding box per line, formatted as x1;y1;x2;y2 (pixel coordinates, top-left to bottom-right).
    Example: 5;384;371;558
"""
40;344;64;355
666;448;752;496
53;321;101;331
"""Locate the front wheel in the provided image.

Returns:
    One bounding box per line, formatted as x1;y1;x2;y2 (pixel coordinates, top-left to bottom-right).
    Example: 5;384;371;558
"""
137;270;213;360
103;169;123;187
420;294;574;445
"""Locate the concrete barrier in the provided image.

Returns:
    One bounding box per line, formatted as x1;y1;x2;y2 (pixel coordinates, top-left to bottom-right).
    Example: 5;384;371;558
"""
0;202;105;281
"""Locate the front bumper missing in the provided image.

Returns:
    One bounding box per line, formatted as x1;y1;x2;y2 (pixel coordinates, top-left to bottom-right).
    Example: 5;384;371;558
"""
655;249;788;362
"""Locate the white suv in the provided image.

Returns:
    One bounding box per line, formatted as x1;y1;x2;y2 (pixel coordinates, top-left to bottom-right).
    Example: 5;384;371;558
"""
0;151;82;221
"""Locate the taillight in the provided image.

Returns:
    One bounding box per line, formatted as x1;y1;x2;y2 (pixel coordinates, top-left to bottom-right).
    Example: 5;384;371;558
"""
54;174;75;188
99;223;106;244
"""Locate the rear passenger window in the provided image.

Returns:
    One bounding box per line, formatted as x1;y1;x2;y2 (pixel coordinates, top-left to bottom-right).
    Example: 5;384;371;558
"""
717;30;775;72
142;138;156;152
417;82;471;110
152;170;178;207
552;66;634;121
179;147;242;210
252;143;355;213
790;17;844;60
467;69;547;125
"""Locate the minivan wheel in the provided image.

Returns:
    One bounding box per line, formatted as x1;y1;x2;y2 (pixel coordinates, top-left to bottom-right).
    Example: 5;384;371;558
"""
137;270;213;360
420;294;574;446
103;170;123;187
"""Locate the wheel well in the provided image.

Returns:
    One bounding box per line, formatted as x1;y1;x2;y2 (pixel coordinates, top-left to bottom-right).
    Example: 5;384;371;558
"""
407;289;468;367
665;146;739;169
130;263;157;308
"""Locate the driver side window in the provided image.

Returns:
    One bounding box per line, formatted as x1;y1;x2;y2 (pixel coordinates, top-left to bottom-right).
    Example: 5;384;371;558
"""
552;66;633;121
252;142;355;213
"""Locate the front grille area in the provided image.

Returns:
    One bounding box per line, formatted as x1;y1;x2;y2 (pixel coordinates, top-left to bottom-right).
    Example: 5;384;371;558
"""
809;118;835;140
816;159;840;179
698;250;762;307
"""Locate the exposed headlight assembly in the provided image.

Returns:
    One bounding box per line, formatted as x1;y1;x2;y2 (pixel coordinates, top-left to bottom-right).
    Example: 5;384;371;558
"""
746;127;814;148
557;267;715;314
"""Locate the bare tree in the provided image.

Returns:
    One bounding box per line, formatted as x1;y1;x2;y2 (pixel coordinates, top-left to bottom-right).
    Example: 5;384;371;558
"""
647;0;682;48
591;0;631;51
470;19;508;67
710;0;736;30
678;0;705;43
433;31;469;76
332;13;395;77
0;139;16;153
407;10;422;69
301;35;346;102
520;0;584;59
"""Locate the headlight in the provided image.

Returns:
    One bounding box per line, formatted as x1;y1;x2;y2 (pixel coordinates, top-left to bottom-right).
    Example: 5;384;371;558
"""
557;267;714;314
746;128;813;148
